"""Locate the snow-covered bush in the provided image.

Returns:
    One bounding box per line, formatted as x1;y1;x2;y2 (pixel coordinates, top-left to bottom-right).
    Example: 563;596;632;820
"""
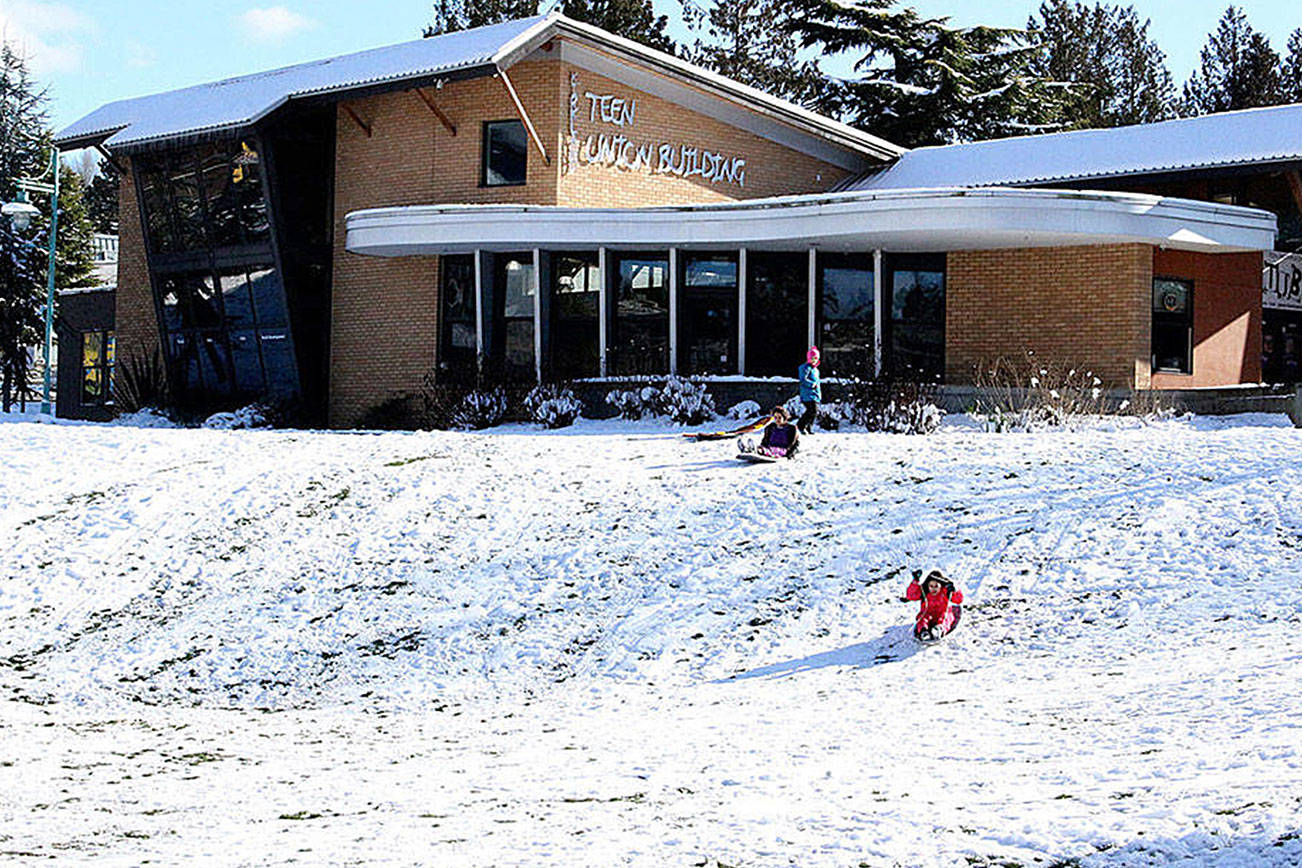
971;352;1110;431
111;407;179;429
727;399;762;420
452;388;508;430
839;380;943;435
203;404;272;430
525;383;583;429
605;377;716;424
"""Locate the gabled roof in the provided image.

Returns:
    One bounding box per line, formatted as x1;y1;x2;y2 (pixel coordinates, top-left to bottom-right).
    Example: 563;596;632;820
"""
848;103;1302;191
55;16;550;150
55;13;902;162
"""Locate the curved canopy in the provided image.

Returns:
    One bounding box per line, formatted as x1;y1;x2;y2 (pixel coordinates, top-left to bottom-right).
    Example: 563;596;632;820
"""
346;187;1277;257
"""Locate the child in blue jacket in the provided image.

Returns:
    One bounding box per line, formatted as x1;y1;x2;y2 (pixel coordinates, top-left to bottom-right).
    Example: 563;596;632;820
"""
797;346;821;434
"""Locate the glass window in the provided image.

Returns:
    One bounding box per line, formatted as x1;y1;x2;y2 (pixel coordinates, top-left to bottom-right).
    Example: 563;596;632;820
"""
496;254;535;380
611;255;669;376
888;262;945;381
167;153;205;250
197;332;233;394
482;120;527;187
228;329;265;393
680;253;737;376
551;253;600;380
441;255;477;375
80;330;113;405
200;144;242;248
220;270;254;328
247;268;286;326
1153;277;1193;374
820;255;875;380
259;330;298;396
233;142;270;244
746;252;807;377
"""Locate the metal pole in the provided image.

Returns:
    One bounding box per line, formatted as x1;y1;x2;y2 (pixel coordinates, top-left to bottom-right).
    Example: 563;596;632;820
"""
41;151;60;415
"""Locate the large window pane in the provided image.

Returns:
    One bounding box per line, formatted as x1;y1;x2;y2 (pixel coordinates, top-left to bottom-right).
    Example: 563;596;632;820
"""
248;268;286;326
551;253;600;380
229;329;265;393
201;145;242;247
441;255;477;375
888;262;945;381
197;332;233;394
680;254;737;376
746;252;807;377
220;270;254;328
234;142;270;244
496;255;535;380
167;153;205;251
820;256;874;379
612;255;669;376
482;121;527;187
260;330;298;396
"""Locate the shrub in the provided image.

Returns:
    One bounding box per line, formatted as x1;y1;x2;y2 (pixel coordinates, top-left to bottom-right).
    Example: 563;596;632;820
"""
727;399;762;420
203;404;273;430
113;345;173;415
525;383;583;428
838;379;943;435
605;377;716;425
451;387;508;430
359;394;422;430
971;352;1109;431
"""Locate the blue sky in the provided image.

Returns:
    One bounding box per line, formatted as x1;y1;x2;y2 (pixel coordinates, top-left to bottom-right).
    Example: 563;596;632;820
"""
3;0;1299;139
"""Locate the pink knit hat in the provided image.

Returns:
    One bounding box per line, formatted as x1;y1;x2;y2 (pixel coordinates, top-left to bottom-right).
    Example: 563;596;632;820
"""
806;346;820;364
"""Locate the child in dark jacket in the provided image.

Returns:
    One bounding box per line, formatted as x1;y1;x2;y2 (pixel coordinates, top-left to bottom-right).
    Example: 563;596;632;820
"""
906;570;964;640
755;406;800;458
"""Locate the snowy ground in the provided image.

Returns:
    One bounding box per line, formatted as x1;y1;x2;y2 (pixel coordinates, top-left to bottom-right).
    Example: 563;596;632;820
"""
1;412;1301;866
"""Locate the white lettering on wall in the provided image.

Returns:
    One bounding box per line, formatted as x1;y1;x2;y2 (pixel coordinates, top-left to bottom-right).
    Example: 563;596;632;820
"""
563;74;747;188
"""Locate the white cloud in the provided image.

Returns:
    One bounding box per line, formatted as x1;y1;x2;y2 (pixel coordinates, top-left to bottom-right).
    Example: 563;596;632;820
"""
237;6;315;43
0;0;94;76
125;40;156;69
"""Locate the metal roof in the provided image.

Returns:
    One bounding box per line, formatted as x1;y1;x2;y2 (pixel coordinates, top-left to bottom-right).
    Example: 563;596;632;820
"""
848;103;1302;191
55;14;902;161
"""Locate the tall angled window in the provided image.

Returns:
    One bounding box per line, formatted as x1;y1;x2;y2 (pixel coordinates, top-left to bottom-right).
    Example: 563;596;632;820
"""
1152;277;1193;374
611;254;669;375
482;120;527;187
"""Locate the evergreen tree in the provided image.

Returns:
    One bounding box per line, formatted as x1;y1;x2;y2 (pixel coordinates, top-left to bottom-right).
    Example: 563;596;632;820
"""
1282;28;1302;103
1026;1;1175;129
787;0;1070;146
423;0;539;37
561;0;674;53
84;158;121;235
687;0;824;104
0;42;96;411
1181;6;1283;115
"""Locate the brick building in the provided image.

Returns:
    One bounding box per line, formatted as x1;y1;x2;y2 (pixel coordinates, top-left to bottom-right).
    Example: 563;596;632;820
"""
56;14;1281;425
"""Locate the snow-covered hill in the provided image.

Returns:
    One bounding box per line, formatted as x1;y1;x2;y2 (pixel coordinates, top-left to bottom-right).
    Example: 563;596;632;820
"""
1;414;1300;866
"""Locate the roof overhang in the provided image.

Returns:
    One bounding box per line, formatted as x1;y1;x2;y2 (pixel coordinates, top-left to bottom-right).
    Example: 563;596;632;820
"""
346;188;1278;256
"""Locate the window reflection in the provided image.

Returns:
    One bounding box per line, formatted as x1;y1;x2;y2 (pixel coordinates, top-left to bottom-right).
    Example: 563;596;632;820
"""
612;255;669;376
551;253;600;380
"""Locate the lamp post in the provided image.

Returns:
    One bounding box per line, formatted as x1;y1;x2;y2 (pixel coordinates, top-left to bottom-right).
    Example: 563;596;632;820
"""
2;149;60;415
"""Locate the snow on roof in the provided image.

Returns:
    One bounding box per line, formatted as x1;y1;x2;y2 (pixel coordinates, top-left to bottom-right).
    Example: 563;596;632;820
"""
849;103;1302;191
54;16;550;150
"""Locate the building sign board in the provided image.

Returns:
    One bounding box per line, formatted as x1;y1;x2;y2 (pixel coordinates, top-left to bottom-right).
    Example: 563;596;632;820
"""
565;73;748;188
1263;251;1302;311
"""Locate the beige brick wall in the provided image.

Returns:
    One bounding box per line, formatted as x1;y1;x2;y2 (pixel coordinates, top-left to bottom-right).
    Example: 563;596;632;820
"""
946;245;1153;389
329;53;854;425
556;60;851;205
112;157;162;382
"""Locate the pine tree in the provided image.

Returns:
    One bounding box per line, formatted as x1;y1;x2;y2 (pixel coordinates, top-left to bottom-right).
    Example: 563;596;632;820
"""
687;0;825;104
561;0;674;53
84;158;121;235
1181;5;1283;115
1026;1;1175;129
423;0;539;37
1282;28;1302;103
787;0;1070;146
0;42;96;411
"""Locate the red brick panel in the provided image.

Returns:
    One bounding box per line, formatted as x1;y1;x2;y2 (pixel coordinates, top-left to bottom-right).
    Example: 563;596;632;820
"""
112;158;162;377
1150;249;1262;388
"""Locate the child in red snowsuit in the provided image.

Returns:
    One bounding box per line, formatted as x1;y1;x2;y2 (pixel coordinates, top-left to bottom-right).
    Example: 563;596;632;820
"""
906;570;963;640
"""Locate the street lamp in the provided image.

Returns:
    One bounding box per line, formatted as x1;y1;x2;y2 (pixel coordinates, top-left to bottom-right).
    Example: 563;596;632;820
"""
2;150;61;415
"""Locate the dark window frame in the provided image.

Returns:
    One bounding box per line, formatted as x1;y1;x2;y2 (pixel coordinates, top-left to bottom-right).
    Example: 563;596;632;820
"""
481;119;528;188
550;251;601;380
440;254;478;377
1152;275;1194;375
678;252;739;376
816;252;875;380
608;251;671;377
